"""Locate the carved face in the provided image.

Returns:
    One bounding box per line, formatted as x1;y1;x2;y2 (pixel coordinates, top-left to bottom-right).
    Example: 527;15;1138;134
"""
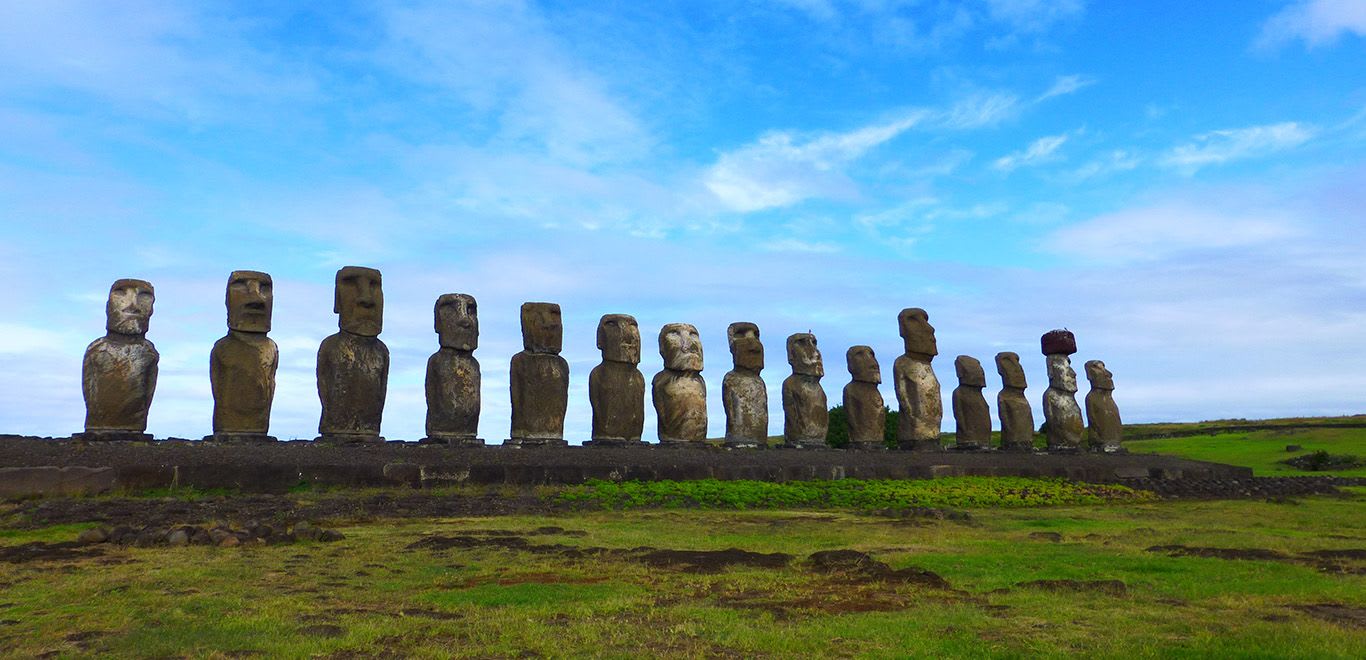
105;278;154;336
787;333;823;377
955;355;986;387
898;307;937;357
1046;354;1077;393
1085;360;1114;390
435;293;478;351
597;314;640;364
659;323;703;371
727;322;763;372
846;345;881;384
226;270;272;333
334;266;383;336
521;302;562;354
996;352;1027;389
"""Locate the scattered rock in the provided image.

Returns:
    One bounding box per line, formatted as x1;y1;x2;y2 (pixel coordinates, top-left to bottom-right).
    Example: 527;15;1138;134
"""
318;530;345;543
218;535;241;548
76;528;109;545
166;529;189;546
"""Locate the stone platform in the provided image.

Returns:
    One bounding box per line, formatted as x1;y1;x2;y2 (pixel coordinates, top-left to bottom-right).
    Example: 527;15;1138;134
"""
0;436;1253;498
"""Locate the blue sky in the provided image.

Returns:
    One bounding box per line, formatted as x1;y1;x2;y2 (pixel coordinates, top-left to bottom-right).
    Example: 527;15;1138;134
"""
2;0;1364;441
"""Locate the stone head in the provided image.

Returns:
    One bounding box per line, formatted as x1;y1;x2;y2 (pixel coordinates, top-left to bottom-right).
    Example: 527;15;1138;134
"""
846;345;881;384
996;351;1027;389
898;307;937;357
434;293;478;351
1046;353;1077;393
105;278;154;336
955;355;986;388
1085;360;1114;390
727;322;763;372
226;270;272;333
521;302;562;354
334;266;383;336
597;314;640;365
659;323;703;372
787;333;823;377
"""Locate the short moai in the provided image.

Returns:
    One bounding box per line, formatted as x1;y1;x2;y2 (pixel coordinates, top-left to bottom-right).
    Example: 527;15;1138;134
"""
207;271;278;443
782;333;828;448
588;314;645;446
79;278;159;441
951;355;990;450
508;302;569;447
722;322;767;448
843;345;886;450
995;352;1035;451
1041;330;1083;451
893;308;943;450
1084;360;1124;452
317;266;389;444
423;293;482;446
652;323;707;446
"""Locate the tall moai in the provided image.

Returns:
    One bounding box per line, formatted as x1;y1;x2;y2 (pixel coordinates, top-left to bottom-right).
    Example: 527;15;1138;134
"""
79;278;159;441
782;332;828;448
951;355;990;450
508;302;569;447
423;293;482;446
317;266;389;444
893;308;942;450
588;314;645;446
653;323;706;446
995;351;1035;451
1084;360;1124;453
208;271;278;442
1041;329;1083;451
843;345;886;450
722;322;767;448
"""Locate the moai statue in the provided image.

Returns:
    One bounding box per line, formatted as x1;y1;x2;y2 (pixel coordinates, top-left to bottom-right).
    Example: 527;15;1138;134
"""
79;279;159;441
423;294;482;446
1085;360;1124;453
995;352;1035;451
207;271;278;442
893;308;942;450
1041;329;1083;452
843;345;886;450
316;266;389;444
951;355;990;450
652;323;706;446
722;322;767;448
783;333;828;448
508;302;569;447
588;314;645;446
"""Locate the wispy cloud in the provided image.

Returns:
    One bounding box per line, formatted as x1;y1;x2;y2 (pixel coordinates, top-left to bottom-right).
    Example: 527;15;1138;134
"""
1046;203;1301;262
1036;74;1095;101
937;92;1020;129
1069;149;1141;180
1162;122;1317;173
1257;0;1366;49
994;133;1069;171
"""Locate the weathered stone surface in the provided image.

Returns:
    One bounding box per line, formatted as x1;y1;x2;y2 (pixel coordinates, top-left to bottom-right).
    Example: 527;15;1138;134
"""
722;322;767;448
783;333;828;448
893;308;942;451
843;346;885;450
317;267;388;443
508;302;568;447
995;352;1035;451
589;314;645;445
1042;353;1084;451
951;355;990;450
209;271;278;442
653;323;706;445
425;294;482;446
81;279;158;440
1085;360;1123;452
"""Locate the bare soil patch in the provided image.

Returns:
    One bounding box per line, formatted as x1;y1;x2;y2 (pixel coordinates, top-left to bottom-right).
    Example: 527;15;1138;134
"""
0;541;104;564
1289;603;1366;629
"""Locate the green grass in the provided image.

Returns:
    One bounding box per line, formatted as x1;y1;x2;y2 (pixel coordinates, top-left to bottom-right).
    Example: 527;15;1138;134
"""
1127;427;1366;477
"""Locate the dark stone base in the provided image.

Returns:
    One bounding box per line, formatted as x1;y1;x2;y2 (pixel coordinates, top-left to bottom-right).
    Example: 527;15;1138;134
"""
582;439;646;448
316;434;384;445
657;440;712;449
1046;446;1082;454
724;440;764;449
898;440;943;451
848;441;888;451
999;444;1036;452
950;444;988;451
73;431;153;442
202;433;278;443
420;436;486;447
783;439;832;449
505;438;569;448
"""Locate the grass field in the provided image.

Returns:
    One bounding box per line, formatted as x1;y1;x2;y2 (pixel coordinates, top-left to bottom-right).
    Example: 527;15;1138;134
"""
1126;426;1366;477
0;418;1363;657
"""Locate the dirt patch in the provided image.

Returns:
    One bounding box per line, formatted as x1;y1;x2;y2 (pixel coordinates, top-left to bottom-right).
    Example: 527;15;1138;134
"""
1146;545;1289;561
806;549;952;589
1300;549;1366;561
1290;603;1366;629
1028;532;1063;542
0;541;103;564
300;624;346;638
406;533;791;574
1147;545;1366;575
1017;579;1127;596
638;548;793;573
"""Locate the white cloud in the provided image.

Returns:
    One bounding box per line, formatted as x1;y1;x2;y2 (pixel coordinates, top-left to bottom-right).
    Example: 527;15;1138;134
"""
1046;203;1301;262
1070;149;1141;180
1162;122;1317;172
985;0;1086;34
1036;74;1095;101
1257;0;1366;49
760;238;840;253
993;133;1069;171
937;92;1020;129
